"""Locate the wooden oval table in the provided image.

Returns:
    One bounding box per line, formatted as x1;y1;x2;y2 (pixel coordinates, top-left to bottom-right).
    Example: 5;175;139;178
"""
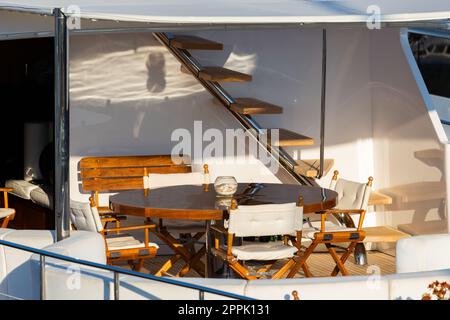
110;183;338;277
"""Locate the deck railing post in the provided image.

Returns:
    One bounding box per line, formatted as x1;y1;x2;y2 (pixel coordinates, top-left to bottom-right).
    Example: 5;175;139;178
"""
54;8;70;241
40;255;46;300
114;271;120;300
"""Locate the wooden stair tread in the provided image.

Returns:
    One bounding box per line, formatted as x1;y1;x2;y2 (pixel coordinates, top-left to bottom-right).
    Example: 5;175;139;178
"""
198;67;252;82
294;159;334;177
414;149;443;160
264;129;314;147
230;98;283;115
169;35;223;50
363;226;410;243
368;191;393;206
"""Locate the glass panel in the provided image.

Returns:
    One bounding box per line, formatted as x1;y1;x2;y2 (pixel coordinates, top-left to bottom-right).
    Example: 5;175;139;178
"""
409;32;450;126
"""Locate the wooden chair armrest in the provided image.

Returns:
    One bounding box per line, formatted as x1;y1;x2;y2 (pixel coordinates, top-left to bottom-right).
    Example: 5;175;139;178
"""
317;209;365;215
103;224;156;233
100;214;127;220
0;188;14;192
101;217;120;223
317;209;366;231
98;206;113;214
327;209;365;215
103;224;156;249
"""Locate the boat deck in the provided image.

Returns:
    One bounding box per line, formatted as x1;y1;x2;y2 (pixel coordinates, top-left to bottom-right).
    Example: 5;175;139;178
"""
117;250;396;278
118;217;396;278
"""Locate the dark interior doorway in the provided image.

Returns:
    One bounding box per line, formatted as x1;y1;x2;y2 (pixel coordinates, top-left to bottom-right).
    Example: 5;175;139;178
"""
0;37;55;229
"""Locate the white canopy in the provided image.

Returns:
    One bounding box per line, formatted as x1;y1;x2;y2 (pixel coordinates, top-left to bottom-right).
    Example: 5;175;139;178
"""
0;0;450;25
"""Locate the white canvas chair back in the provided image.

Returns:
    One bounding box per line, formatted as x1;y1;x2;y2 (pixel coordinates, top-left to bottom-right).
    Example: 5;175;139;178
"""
329;172;372;211
70;200;103;232
228;203;303;237
147;169;210;189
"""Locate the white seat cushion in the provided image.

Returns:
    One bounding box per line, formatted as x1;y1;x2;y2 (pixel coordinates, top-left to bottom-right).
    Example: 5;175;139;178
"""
106;235;159;251
303;226;358;239
0;208;15;218
396;234;450;273
232;241;297;261
5;179;39;200
30;185;54;209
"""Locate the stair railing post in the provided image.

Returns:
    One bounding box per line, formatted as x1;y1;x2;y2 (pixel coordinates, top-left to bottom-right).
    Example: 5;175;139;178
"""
318;28;327;179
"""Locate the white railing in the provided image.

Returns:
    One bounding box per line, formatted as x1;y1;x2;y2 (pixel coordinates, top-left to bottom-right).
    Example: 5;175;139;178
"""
0;239;252;300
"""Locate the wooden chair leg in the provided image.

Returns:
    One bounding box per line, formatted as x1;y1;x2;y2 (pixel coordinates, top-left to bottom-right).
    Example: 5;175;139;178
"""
155;254;182;277
302;262;313;278
1;211;14;228
272;258;296;279
326;244;348;276
177;246;206;277
331;242;358;276
153;228;205;277
256;264;273;275
228;260;258;280
134;259;145;272
287;242;318;278
1;217;9;228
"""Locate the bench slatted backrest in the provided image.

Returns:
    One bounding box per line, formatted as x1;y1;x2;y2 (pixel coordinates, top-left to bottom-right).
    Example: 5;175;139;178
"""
80;155;191;205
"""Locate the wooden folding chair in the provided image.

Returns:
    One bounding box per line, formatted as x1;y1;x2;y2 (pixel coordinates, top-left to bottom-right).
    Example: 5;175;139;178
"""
288;171;373;278
70;197;158;272
147;164;210;277
0;188;15;228
211;197;303;280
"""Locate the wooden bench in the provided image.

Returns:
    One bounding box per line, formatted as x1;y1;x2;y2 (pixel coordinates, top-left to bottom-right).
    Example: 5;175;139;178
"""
79;155;191;211
363;226;410;243
368;190;393;206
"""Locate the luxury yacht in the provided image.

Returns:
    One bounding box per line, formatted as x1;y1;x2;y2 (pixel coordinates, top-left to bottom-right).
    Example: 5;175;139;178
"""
0;0;449;300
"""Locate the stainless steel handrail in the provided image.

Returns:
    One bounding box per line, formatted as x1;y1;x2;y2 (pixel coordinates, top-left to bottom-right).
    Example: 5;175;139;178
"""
154;32;314;186
0;239;252;300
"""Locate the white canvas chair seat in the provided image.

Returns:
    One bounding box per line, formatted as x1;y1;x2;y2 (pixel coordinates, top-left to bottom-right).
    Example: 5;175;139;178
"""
303;226;358;240
294;220;340;236
106;234;159;251
0;208;15;219
232;241;298;261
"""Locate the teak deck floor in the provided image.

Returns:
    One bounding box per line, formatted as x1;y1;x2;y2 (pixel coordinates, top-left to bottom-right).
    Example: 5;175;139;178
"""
116;251;396;278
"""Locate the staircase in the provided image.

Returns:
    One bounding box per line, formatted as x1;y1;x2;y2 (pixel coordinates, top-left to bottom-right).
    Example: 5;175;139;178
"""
154;33;317;186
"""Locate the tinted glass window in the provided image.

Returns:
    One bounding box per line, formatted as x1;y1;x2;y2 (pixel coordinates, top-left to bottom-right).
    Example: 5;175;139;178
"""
409;32;450;98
